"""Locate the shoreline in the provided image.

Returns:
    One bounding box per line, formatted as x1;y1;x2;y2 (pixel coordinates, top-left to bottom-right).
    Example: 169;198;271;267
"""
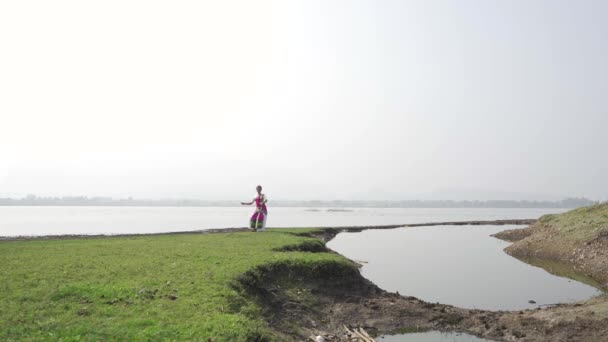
0;218;536;242
236;217;608;341
279;216;608;341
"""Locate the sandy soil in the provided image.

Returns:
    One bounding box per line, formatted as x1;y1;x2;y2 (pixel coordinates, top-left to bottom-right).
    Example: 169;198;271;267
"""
497;225;608;290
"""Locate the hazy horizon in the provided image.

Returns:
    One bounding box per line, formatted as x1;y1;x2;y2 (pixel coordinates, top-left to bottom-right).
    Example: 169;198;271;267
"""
0;191;599;203
2;1;607;202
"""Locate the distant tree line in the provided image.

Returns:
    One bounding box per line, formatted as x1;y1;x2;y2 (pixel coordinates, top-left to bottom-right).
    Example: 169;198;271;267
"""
272;198;597;208
0;195;597;209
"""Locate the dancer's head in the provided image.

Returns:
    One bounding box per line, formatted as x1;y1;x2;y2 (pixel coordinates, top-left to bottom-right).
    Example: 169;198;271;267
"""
256;185;262;194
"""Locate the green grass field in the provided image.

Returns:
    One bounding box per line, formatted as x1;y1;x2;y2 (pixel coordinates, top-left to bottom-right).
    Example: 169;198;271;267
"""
0;229;354;341
539;203;608;241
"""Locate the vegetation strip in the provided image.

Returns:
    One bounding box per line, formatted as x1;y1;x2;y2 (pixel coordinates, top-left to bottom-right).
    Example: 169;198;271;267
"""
0;230;351;340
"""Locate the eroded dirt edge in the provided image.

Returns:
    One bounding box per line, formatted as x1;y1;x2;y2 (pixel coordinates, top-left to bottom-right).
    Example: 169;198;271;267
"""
248;222;608;341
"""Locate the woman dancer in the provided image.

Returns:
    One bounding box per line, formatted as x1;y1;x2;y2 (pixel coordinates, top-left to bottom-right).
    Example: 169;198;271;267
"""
241;185;268;232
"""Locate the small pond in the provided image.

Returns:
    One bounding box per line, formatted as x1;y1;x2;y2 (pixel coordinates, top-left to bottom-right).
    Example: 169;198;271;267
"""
327;225;602;311
379;331;491;342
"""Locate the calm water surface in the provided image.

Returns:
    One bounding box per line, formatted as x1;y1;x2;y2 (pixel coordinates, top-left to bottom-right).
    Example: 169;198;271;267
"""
327;225;602;311
379;331;491;342
0;207;566;237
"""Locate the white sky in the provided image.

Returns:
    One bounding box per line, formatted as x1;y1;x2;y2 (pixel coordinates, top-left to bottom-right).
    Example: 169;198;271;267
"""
1;0;607;201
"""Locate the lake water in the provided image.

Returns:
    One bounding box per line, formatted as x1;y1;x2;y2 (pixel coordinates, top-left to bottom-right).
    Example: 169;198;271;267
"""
327;225;602;311
379;331;491;342
0;207;566;237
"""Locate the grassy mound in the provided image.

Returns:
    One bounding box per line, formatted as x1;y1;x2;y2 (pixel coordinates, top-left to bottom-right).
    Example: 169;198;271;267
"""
503;203;608;289
536;203;608;242
0;230;354;341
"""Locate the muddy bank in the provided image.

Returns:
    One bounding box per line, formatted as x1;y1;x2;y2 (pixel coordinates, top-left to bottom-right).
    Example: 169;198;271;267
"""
461;299;608;342
485;204;608;341
270;212;608;341
233;253;608;342
495;205;608;290
232;259;479;341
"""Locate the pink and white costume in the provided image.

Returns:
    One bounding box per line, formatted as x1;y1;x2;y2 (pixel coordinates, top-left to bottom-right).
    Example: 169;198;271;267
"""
250;194;268;230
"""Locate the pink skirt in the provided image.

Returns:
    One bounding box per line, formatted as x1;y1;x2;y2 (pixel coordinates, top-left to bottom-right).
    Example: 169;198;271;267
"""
250;211;267;229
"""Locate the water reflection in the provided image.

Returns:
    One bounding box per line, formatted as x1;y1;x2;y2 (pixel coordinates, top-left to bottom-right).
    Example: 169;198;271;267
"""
379;331;491;342
327;225;601;310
